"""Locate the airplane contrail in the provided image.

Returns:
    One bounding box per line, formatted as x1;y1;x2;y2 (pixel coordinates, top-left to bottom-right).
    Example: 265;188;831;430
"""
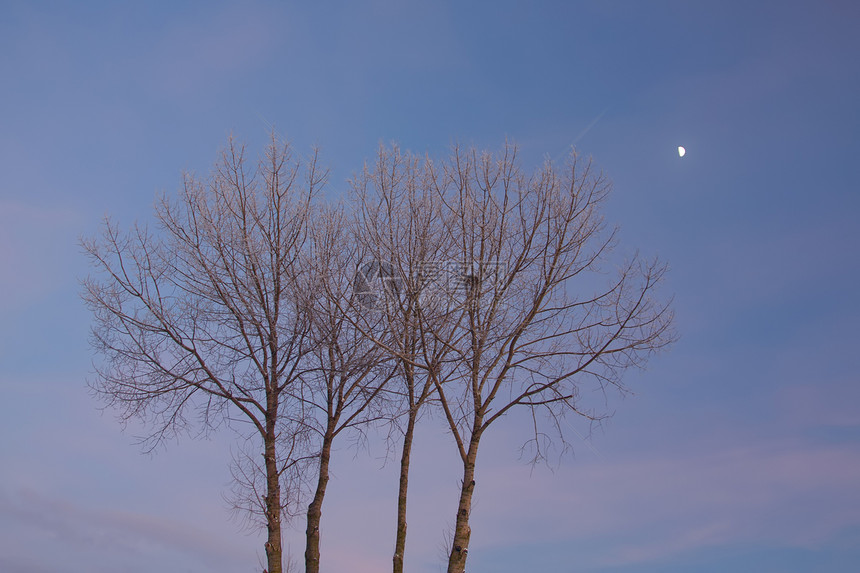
572;107;609;146
551;107;610;164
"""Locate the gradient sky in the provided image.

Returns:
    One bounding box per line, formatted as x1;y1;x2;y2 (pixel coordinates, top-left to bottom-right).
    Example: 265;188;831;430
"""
2;2;859;572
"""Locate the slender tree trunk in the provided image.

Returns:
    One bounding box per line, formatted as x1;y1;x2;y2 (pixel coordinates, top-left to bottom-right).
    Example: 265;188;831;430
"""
447;433;481;573
305;428;334;573
392;407;417;573
264;430;283;573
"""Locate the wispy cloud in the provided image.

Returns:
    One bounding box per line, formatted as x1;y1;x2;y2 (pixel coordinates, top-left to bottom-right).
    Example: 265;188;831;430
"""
144;4;280;99
0;486;253;573
472;439;860;568
0;200;80;312
776;379;860;429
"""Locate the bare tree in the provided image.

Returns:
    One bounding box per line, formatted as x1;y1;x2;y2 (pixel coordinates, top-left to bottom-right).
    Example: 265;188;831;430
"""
82;136;325;573
353;142;675;573
349;145;466;573
297;203;398;573
437;144;675;573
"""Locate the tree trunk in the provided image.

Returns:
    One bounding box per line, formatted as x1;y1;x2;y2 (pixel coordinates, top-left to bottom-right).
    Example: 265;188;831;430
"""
447;434;481;573
264;431;283;573
392;408;417;573
305;429;334;573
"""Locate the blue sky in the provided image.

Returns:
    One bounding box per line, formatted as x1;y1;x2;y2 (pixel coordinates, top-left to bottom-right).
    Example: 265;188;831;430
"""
2;1;859;572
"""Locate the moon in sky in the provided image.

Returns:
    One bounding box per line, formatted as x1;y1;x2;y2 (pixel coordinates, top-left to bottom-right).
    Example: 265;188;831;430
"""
678;146;686;157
